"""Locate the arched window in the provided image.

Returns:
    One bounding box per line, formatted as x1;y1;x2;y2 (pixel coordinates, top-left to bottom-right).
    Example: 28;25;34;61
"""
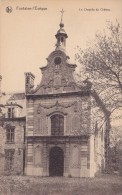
51;115;64;136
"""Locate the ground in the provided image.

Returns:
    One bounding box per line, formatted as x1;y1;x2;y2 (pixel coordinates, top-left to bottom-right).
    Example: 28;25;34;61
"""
0;174;122;195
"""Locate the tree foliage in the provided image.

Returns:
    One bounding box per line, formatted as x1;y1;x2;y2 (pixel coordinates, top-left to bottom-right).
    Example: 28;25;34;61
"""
75;21;122;114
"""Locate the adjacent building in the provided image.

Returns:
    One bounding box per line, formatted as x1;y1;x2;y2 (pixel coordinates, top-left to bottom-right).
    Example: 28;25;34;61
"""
0;91;26;175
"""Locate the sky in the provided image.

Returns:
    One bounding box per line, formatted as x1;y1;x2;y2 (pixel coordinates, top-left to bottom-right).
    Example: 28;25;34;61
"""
0;0;122;92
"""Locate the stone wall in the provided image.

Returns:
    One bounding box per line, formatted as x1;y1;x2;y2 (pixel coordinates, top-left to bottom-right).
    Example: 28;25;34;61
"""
26;94;91;137
25;92;91;177
25;137;90;177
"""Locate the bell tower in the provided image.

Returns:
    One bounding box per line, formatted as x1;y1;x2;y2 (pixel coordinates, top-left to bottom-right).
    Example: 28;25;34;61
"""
55;9;68;52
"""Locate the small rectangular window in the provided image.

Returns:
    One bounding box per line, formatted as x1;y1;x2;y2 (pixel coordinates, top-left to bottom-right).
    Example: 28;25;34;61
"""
8;107;15;118
6;127;15;143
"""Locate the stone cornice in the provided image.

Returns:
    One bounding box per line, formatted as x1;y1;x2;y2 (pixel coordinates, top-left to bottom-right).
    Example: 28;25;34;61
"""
26;90;91;99
26;135;90;143
3;116;26;122
5;103;23;108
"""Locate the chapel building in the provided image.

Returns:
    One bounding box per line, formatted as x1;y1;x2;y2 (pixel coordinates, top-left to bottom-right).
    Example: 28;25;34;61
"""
0;16;105;177
24;18;104;177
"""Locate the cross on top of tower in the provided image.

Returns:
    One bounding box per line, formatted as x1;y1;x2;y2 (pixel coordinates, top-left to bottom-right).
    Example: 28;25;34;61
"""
59;9;65;28
60;8;64;23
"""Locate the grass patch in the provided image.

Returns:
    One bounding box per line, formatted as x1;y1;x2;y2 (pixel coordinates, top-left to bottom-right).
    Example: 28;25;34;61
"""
0;174;122;195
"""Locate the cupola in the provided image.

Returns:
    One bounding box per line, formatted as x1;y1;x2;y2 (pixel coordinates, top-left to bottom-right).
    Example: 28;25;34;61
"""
55;9;68;52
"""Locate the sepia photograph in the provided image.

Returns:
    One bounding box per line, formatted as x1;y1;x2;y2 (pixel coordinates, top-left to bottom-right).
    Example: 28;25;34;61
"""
0;0;122;194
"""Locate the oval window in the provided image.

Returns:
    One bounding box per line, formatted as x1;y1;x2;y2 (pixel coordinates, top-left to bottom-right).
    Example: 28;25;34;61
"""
54;57;61;65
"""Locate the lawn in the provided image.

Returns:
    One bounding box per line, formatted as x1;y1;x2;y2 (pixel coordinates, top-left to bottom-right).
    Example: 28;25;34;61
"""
0;174;122;195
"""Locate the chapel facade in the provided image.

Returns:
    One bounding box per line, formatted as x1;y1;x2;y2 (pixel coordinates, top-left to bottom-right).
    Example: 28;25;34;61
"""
24;18;104;177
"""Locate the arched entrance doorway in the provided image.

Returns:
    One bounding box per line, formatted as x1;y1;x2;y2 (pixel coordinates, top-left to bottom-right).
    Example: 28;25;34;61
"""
49;147;64;176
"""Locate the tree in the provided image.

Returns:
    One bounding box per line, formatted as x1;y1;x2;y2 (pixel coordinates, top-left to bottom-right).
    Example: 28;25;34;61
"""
75;21;122;171
110;127;122;173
